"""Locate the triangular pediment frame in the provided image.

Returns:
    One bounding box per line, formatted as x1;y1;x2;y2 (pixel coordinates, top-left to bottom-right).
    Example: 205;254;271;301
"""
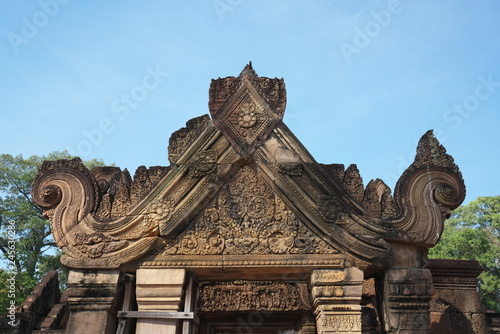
132;64;393;271
33;64;465;273
139;114;392;271
28;63;472;334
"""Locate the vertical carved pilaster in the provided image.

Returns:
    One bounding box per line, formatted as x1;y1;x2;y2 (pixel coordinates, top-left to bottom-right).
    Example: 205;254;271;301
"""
135;269;185;334
382;267;433;333
380;243;433;333
310;268;364;334
65;269;120;334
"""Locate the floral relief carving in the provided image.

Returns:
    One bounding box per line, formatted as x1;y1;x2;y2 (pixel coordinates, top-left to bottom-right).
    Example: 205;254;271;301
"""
198;280;311;312
145;198;174;227
342;164;364;204
250;76;287;117
30;66;467;284
318;196;345;223
168;114;212;164
227;94;268;142
237;100;258;128
189;149;217;178
208;63;286;119
161;166;338;255
208;64;285;159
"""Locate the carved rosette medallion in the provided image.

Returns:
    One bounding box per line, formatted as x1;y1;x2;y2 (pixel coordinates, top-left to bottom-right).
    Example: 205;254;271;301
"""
160;166;338;256
198;281;311;312
189;149;217;178
144;198;174;229
237;100;257;128
209;64;286;158
318;195;345;223
227;94;267;142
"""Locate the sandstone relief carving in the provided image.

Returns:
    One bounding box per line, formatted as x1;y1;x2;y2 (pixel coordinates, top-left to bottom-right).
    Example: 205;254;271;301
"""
386;130;466;246
198;280;312;312
160;166;339;256
28;64;475;334
32;64;465;273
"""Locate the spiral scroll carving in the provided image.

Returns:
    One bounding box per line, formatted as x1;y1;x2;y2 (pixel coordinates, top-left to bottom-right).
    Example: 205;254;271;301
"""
39;185;62;208
32;158;99;244
388;131;466;246
32;157;168;269
434;182;462;209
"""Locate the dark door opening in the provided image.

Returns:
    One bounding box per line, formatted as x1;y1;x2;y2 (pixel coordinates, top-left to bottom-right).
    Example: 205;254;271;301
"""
199;312;308;334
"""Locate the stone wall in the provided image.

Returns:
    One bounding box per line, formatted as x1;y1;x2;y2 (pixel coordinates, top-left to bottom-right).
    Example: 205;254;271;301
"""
0;271;67;334
428;259;488;334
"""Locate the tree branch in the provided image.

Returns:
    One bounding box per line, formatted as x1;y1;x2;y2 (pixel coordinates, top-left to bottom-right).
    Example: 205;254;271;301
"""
15;185;38;210
43;229;54;240
7;173;39;212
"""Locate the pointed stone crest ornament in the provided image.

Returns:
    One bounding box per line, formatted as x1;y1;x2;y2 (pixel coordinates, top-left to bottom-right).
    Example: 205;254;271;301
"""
209;62;286;158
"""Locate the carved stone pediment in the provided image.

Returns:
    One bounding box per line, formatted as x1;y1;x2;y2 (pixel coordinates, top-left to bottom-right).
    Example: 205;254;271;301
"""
157;165;339;257
32;64;465;272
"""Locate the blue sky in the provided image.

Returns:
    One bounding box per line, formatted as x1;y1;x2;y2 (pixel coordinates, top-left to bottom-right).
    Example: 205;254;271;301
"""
1;0;499;204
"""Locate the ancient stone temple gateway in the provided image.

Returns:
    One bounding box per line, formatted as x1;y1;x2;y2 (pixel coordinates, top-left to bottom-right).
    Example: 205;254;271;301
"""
29;64;494;333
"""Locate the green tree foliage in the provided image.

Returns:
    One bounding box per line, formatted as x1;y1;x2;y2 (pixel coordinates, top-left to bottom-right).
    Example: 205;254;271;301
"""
429;196;500;311
0;152;107;312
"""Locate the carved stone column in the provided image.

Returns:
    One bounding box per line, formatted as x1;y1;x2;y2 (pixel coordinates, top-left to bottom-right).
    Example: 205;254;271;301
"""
382;267;432;333
381;243;433;333
310;268;364;333
135;268;185;334
65;269;120;334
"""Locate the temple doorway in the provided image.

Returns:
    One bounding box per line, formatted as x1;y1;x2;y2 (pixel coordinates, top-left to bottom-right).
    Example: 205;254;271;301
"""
199;312;309;333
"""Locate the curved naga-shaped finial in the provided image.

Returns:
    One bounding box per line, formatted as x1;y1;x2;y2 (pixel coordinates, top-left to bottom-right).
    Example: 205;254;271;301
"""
387;130;466;247
32;158;99;244
32;158;165;268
